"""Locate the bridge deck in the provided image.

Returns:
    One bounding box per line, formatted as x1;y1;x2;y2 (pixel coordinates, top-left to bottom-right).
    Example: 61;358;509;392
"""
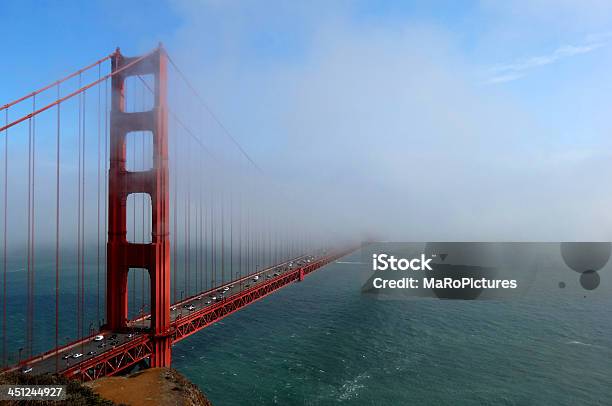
5;249;349;380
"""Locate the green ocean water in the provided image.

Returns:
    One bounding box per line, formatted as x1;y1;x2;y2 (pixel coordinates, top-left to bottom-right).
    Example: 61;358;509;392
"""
172;249;612;405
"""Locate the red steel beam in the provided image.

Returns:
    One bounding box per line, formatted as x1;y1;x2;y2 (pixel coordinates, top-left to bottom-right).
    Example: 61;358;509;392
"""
58;250;348;381
63;336;153;381
169;252;314;311
171;250;349;343
2;249;353;381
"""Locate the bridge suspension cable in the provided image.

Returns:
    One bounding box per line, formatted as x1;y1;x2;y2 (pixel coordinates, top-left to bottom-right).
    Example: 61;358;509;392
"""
165;54;262;173
0;54;113;112
0;50;155;134
0;45;338;378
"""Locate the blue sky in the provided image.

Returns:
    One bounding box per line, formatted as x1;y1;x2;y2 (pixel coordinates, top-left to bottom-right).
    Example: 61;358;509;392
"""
2;0;612;240
2;1;609;98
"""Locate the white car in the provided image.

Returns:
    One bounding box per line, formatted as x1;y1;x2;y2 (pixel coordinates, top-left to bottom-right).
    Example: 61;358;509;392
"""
223;287;229;292
22;367;33;374
73;353;83;359
212;296;217;300
205;300;211;304
188;305;196;311
253;275;259;281
171;306;177;311
93;335;104;341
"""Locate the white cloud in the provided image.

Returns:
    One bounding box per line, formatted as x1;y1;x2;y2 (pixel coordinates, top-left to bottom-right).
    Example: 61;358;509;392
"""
164;2;612;241
484;39;607;84
485;72;524;84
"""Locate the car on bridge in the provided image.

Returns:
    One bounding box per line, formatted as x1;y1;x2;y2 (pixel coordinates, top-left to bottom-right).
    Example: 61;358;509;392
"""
94;334;104;341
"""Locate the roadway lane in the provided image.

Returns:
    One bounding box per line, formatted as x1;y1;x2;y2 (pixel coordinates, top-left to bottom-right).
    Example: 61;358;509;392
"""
23;332;142;375
170;254;319;322
12;253;324;376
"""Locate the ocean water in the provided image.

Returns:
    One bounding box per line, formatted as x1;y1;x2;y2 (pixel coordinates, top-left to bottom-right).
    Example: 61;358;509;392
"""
172;249;612;406
3;247;611;405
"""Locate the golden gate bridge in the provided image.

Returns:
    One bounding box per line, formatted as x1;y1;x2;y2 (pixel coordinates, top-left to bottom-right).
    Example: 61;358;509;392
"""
0;45;353;380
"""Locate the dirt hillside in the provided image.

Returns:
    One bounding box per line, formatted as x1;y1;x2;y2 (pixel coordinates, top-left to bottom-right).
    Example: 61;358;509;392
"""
87;368;212;406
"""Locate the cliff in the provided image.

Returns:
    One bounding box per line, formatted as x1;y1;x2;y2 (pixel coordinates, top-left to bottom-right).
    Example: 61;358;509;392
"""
0;371;113;405
87;368;212;406
0;367;212;406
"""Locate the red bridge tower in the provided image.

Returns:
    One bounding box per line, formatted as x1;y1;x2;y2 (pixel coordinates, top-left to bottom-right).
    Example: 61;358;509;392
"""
106;46;171;367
